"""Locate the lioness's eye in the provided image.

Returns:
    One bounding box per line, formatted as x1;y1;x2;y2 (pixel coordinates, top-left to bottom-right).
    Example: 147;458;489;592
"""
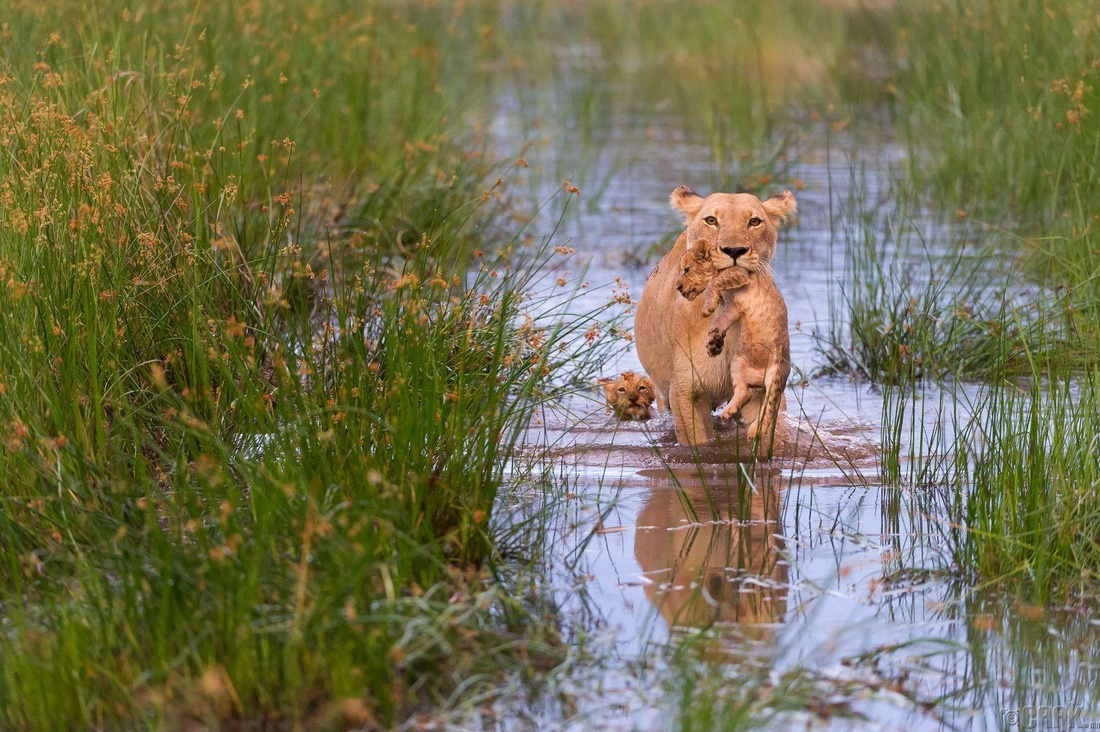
703;216;718;226
748;216;763;227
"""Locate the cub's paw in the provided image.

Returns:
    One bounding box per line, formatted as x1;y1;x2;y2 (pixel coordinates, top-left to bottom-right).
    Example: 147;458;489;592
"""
706;330;725;356
701;302;717;317
717;407;745;424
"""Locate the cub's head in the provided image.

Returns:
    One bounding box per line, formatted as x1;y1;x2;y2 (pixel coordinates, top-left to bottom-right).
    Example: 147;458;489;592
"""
599;370;656;421
675;243;720;301
669;185;797;276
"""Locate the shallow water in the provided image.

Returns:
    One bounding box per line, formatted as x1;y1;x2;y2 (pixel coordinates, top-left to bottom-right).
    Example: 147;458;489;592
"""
485;93;1100;730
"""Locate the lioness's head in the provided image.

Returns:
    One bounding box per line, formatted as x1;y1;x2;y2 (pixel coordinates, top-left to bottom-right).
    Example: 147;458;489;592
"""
669;186;797;276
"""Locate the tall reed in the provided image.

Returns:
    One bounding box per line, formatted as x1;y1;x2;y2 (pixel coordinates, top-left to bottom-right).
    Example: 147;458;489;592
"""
817;162;1099;602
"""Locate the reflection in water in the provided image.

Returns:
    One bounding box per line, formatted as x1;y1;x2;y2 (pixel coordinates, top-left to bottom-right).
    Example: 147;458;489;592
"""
634;466;787;631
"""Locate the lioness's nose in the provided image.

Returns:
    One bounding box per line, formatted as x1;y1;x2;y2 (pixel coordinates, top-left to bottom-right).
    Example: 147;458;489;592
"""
721;246;749;260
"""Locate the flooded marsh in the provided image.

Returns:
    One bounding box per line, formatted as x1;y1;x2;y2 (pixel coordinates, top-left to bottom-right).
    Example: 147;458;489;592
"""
483;10;1100;725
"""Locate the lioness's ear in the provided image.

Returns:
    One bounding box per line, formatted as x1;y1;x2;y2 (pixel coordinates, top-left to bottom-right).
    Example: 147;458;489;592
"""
762;189;797;227
670;185;704;223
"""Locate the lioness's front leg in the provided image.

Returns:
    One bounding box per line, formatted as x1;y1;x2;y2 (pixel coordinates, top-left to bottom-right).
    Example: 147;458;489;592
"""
669;356;716;445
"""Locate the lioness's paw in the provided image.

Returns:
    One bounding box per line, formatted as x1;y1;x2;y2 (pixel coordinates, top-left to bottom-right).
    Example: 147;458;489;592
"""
706;330;724;356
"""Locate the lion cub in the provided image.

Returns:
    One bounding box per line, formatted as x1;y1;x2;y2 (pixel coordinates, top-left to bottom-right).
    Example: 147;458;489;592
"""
677;244;790;455
599;371;657;421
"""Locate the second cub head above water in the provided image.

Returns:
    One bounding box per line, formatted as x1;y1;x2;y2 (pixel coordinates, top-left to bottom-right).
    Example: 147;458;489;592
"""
599;370;656;421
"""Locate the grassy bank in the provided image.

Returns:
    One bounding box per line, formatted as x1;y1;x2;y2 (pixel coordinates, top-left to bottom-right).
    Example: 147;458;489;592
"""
861;0;1100;368
825;0;1100;603
0;1;623;727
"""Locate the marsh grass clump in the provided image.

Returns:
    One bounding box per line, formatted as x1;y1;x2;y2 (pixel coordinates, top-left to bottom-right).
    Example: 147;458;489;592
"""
0;3;627;728
844;0;1100;366
814;174;1063;385
817;244;1055;385
824;1;1100;603
816;168;1100;601
937;374;1100;604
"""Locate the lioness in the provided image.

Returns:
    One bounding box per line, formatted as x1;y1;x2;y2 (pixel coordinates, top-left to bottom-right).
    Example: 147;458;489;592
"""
677;243;791;458
635;185;796;446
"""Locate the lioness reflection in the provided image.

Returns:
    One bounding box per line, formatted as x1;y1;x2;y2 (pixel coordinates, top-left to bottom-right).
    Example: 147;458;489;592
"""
634;467;787;629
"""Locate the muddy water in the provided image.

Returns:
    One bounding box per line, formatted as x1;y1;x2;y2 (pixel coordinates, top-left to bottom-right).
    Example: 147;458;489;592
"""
488;104;1100;729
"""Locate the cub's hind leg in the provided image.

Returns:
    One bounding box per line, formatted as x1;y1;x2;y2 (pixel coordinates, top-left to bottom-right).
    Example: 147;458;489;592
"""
750;358;791;458
718;356;756;422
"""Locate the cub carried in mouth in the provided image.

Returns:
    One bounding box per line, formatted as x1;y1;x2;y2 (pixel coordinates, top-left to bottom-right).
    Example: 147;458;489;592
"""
675;191;794;457
599;370;657;422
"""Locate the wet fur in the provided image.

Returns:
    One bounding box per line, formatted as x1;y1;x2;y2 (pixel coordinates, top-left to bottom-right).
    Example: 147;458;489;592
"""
599;371;656;421
634;186;795;447
677;250;791;458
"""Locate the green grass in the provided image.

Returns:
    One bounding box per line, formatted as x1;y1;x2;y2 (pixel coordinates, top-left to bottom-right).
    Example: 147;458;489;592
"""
939;374;1100;604
817;167;1100;602
821;0;1100;604
0;1;626;727
880;371;1100;604
844;0;1100;365
814;169;1060;384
